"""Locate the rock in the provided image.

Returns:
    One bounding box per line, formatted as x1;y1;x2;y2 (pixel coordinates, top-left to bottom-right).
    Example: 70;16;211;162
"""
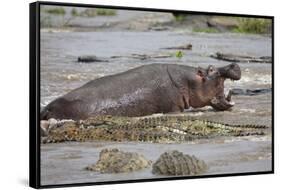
207;17;238;30
130;53;173;60
86;148;151;173
152;150;207;176
110;53;173;60
210;52;272;63
77;55;108;63
148;26;171;31
232;88;272;96
163;44;192;50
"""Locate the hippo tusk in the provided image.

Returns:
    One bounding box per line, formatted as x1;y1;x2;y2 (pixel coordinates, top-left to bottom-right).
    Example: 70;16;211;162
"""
226;89;232;102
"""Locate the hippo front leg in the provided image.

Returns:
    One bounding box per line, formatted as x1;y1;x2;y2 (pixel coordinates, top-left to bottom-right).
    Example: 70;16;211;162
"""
180;87;190;110
169;87;190;113
170;94;190;113
210;90;234;111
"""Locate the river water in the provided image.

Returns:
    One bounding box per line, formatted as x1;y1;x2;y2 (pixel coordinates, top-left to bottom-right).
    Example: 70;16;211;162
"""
40;20;272;185
41;30;272;125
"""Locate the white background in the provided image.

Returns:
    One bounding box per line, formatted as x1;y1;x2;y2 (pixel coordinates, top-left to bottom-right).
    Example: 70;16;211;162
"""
0;0;279;189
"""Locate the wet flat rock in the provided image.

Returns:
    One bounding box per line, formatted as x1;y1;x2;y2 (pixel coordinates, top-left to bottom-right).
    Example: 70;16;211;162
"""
86;148;151;173
210;52;272;63
152;150;207;176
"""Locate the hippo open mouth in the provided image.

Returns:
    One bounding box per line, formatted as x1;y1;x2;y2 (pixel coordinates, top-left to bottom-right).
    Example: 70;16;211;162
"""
210;63;241;111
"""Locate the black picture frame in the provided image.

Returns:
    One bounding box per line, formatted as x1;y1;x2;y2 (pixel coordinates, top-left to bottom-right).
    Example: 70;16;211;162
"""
30;1;274;189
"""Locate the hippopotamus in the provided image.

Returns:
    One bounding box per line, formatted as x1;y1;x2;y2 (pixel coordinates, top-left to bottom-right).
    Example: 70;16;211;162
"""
41;63;241;120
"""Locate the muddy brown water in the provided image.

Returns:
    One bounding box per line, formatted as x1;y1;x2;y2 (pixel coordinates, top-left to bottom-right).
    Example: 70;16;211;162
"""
40;18;272;185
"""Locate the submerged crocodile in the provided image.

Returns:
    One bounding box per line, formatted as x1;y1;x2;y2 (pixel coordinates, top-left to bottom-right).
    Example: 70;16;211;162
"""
41;115;268;143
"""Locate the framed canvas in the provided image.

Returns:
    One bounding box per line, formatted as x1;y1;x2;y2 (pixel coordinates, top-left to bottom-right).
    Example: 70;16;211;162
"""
29;1;274;188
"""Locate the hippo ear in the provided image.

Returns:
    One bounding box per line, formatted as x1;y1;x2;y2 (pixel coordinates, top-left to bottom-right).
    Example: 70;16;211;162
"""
197;67;204;76
197;67;206;82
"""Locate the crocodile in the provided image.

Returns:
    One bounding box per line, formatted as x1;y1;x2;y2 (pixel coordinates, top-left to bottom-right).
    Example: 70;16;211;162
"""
41;115;268;143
